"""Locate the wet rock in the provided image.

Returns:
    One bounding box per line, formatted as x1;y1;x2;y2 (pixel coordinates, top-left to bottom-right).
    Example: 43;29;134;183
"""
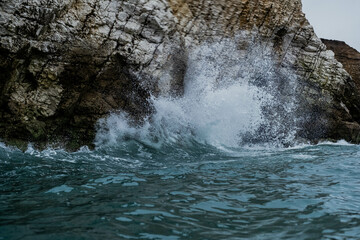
0;0;360;150
322;39;360;89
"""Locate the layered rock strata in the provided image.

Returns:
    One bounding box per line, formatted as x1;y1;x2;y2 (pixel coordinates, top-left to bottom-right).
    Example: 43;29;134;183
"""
1;0;360;149
322;39;360;89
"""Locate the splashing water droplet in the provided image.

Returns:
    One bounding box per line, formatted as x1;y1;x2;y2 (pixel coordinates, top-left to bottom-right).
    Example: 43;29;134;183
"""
95;37;300;149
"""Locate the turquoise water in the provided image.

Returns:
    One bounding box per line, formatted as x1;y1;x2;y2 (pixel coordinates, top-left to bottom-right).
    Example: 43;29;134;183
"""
2;40;360;239
1;141;360;240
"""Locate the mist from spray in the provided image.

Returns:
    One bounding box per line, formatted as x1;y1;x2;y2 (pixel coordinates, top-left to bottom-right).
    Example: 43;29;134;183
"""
95;38;299;150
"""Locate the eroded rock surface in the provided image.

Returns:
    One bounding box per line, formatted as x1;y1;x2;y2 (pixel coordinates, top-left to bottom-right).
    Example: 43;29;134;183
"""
1;0;360;149
322;39;360;89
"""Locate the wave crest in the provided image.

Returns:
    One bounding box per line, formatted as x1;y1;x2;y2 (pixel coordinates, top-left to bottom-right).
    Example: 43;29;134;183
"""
95;38;300;150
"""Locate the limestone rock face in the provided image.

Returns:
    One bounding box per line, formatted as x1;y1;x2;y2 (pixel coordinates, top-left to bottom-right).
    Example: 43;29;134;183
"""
1;0;360;149
321;39;360;89
319;39;360;143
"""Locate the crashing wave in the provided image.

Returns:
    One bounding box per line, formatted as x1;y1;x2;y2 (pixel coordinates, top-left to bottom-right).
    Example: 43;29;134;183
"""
95;38;300;149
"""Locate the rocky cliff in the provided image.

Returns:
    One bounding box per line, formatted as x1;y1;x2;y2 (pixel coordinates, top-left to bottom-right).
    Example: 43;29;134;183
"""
1;0;360;150
322;39;360;89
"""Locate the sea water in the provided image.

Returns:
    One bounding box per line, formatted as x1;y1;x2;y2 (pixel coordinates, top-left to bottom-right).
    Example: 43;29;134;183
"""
1;40;360;239
1;140;360;239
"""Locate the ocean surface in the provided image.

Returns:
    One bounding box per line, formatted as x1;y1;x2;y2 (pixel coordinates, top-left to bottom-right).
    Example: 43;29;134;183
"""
2;41;360;239
1;141;360;240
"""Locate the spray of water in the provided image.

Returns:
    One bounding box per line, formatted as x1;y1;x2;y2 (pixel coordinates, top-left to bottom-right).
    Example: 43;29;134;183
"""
95;37;299;149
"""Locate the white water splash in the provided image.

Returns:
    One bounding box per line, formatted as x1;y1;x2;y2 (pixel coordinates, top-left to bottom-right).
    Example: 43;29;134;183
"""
96;84;269;148
95;38;299;149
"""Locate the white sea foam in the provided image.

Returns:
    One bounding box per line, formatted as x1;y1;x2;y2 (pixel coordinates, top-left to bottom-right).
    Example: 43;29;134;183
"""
46;184;74;194
95;38;299;149
0;142;14;151
96;83;269;148
317;140;355;146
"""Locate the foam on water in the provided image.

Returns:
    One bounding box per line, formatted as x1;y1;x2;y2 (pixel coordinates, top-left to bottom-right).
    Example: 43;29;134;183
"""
96;38;299;150
95;83;269;149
